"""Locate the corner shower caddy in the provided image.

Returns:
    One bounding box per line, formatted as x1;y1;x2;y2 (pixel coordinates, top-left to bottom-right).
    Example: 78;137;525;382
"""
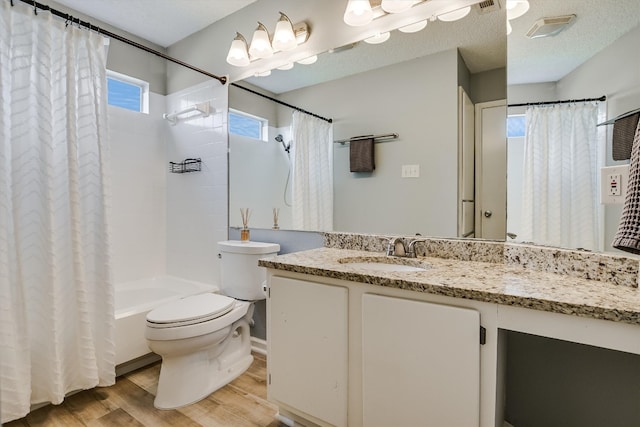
169;158;201;174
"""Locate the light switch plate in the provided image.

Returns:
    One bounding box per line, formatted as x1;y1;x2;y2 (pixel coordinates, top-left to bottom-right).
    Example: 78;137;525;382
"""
401;164;420;178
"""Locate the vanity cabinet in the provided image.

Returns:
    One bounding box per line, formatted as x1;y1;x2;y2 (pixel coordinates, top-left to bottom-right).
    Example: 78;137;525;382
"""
267;276;349;427
362;294;480;426
267;275;486;427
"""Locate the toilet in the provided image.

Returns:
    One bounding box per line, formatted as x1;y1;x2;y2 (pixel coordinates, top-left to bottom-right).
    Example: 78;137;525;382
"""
145;240;280;409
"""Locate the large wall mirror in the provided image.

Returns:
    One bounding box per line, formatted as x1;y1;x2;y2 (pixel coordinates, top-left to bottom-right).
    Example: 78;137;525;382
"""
229;0;507;238
507;0;640;253
227;0;640;254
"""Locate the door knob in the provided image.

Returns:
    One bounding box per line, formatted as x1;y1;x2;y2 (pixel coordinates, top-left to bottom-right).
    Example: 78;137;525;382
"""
484;210;492;218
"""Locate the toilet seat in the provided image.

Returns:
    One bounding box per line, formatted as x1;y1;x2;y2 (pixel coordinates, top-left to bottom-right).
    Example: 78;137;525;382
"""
147;293;235;329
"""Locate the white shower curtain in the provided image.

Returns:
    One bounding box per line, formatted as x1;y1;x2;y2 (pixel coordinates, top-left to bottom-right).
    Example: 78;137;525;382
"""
0;2;114;423
520;103;601;250
291;111;334;231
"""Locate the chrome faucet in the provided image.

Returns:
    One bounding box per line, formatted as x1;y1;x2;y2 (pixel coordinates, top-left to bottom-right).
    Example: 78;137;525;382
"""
406;238;429;258
385;236;406;257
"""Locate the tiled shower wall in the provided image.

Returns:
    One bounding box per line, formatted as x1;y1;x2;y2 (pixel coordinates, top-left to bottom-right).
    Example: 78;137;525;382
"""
109;93;168;284
165;80;229;285
109;80;228;287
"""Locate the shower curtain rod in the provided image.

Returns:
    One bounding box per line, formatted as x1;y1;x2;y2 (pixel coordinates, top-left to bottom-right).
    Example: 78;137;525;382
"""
14;0;227;85
230;82;333;123
508;95;606;108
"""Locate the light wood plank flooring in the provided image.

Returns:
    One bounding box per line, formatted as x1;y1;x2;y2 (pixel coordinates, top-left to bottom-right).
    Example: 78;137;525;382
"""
6;353;285;427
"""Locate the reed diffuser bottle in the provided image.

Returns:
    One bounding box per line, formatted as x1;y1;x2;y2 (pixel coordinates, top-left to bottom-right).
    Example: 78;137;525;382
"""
272;208;280;230
240;208;251;241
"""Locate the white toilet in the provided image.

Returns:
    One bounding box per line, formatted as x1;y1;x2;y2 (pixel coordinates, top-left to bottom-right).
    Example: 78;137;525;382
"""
145;240;280;409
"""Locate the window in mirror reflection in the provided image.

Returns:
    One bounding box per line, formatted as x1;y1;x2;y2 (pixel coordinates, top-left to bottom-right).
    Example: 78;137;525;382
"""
229;109;268;141
507;115;526;138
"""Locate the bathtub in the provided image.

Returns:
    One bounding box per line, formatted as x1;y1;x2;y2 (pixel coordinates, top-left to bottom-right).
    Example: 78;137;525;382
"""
114;276;218;366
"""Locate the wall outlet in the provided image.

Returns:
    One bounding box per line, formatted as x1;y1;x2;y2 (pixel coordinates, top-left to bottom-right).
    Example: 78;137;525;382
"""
600;165;630;204
607;173;621;196
401;164;420;178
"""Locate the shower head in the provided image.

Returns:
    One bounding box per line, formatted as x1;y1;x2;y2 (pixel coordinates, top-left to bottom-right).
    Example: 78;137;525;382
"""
275;134;291;154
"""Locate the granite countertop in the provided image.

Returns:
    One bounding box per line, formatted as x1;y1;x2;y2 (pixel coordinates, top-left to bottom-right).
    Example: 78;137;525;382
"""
259;247;640;326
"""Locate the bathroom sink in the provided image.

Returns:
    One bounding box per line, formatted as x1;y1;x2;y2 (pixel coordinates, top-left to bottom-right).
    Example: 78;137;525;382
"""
338;257;430;272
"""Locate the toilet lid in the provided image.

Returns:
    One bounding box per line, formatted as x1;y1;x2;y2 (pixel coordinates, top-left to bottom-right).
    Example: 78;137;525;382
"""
146;293;235;327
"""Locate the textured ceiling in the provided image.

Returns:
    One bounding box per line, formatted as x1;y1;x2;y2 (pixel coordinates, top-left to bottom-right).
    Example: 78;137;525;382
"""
508;0;640;85
48;0;640;92
52;0;257;47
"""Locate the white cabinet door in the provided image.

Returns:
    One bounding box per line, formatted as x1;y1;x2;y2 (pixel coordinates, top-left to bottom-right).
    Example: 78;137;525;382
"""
362;294;481;427
268;277;348;427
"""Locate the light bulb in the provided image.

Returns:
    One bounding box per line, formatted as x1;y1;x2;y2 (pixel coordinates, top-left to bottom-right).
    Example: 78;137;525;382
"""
343;0;373;26
248;22;273;59
277;63;294;70
437;6;471;22
272;12;297;51
255;70;272;77
507;20;512;35
226;33;250;67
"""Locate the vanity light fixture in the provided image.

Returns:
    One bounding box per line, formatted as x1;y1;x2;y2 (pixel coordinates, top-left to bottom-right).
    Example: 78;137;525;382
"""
398;19;427;33
277;62;294;70
226;32;250;67
296;55;318;65
381;0;416;14
226;13;310;68
437;6;471;22
248;22;273;59
364;31;391;44
272;12;297;51
343;0;374;26
506;0;530;20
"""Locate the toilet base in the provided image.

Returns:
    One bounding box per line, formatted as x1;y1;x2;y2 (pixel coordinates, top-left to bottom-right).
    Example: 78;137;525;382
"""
152;318;253;409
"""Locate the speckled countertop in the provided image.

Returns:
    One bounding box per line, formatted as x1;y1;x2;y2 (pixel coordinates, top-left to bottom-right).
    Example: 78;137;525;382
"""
259;247;640;326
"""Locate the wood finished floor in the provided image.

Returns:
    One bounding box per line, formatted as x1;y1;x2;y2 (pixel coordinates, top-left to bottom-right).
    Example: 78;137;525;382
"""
6;353;285;427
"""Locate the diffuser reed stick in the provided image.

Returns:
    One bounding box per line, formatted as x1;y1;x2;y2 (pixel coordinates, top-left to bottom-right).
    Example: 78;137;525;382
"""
240;208;251;241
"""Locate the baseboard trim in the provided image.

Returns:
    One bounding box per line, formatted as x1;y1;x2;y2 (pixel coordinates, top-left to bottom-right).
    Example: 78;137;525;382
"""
251;336;267;356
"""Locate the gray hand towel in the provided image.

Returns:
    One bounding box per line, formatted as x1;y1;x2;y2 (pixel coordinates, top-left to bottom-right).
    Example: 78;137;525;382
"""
612;119;640;254
612;112;640;161
350;137;375;172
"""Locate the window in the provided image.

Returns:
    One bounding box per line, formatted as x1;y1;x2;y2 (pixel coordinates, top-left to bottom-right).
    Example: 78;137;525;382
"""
107;70;149;114
229;109;267;141
507;115;526;138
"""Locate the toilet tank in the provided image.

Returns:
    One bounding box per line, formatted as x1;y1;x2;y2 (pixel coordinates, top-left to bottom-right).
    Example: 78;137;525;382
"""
218;240;280;300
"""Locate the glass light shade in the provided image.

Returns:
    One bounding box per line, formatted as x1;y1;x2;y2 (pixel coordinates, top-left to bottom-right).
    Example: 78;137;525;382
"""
506;0;529;20
226;33;250;67
277;62;294;70
398;19;427;33
381;0;415;14
364;32;391;44
248;22;273;59
297;55;317;65
272;13;297;51
255;70;272;77
506;20;512;35
437;6;471;22
343;0;373;26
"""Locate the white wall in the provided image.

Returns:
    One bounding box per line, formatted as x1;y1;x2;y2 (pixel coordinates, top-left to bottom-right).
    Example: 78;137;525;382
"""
277;50;461;236
165;80;229;285
109;93;167;283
